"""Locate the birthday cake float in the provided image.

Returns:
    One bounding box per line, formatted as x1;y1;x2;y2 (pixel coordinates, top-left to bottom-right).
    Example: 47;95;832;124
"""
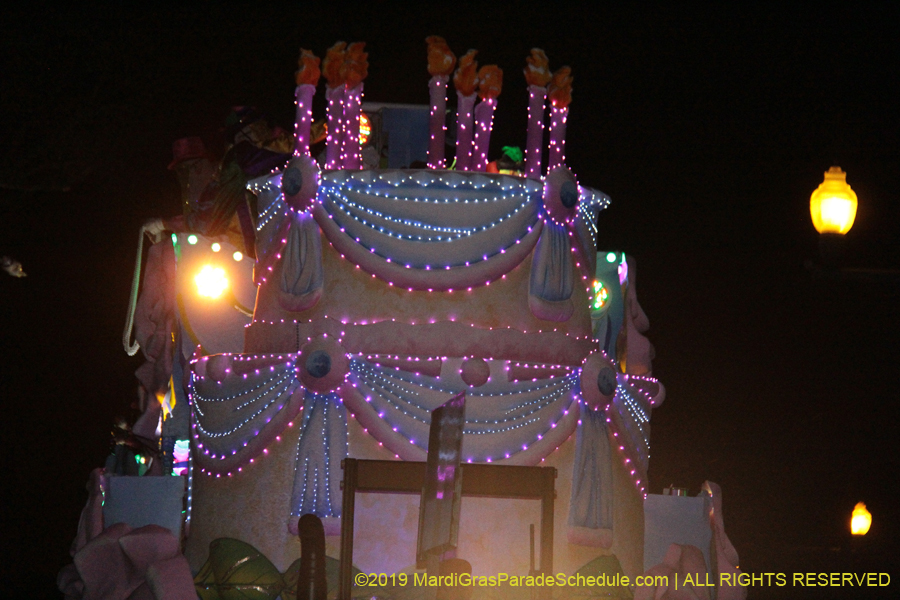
59;39;745;600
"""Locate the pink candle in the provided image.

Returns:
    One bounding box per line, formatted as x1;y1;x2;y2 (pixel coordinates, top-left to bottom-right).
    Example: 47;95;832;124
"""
339;42;368;170
293;84;316;157
322;42;348;169
525;85;547;178
455;93;476;171
324;85;344;169
425;37;457;169
472;98;496;172
548;105;568;171
472;65;502;172
547;66;573;172
452;50;478;171
341;83;364;170
523;50;552;178
428;75;450;169
293;49;321;157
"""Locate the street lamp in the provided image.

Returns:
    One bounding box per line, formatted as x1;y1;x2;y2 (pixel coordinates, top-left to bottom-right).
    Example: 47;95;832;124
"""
851;502;872;536
810;166;858;235
810;166;857;267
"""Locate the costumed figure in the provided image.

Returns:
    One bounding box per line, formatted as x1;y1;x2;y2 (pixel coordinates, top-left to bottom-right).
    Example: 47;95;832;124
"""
140;137;217;243
218;107;292;258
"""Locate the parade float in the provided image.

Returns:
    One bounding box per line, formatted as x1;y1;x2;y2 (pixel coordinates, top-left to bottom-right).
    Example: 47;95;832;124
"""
60;39;744;600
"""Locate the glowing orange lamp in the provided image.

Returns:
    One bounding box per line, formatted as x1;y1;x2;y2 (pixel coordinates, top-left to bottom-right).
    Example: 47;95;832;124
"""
810;166;858;235
850;502;871;536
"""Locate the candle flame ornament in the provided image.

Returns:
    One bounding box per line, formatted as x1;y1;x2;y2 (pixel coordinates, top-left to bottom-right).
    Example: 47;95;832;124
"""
322;42;346;87
810;166;858;235
524;48;553;88
453;50;479;97
296;49;322;86
427;36;457;77
851;502;871;535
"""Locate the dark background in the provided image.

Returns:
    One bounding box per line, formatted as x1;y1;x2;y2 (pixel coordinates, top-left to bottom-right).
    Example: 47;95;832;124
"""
1;3;897;598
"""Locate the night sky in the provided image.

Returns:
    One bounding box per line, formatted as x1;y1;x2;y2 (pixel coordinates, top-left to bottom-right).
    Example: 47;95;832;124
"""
2;4;898;598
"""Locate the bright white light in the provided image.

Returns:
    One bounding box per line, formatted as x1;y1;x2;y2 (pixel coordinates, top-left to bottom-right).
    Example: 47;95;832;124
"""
818;196;855;234
187;234;198;245
195;265;228;298
233;251;243;262
211;242;221;252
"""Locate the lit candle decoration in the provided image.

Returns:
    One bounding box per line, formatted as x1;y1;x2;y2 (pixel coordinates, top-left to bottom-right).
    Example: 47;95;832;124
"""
293;49;321;157
322;42;347;169
472;65;502;172
340;42;368;170
547;66;573;172
453;50;478;171
426;36;457;169
524;49;552;178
